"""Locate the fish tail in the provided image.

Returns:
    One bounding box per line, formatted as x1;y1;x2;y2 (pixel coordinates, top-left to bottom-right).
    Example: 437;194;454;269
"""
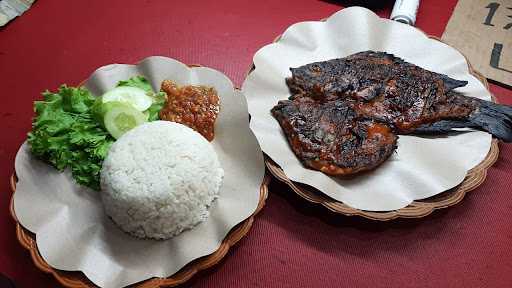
468;99;512;142
413;99;512;142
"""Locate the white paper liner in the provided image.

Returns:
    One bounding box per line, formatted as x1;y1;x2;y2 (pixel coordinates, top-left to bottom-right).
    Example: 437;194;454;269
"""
14;57;265;288
242;7;492;211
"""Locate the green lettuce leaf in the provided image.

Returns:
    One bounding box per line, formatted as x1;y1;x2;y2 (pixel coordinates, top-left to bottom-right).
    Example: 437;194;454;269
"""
146;91;167;121
28;76;167;190
28;85;114;190
116;75;153;93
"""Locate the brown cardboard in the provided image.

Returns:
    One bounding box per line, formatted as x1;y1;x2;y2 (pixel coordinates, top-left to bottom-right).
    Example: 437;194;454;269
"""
442;0;512;86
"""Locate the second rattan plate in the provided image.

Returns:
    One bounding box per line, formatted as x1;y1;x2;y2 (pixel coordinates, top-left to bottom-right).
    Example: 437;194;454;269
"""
251;34;500;221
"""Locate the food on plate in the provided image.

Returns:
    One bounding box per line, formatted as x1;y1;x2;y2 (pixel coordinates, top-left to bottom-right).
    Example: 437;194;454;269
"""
273;51;512;176
27;72;229;239
99;101;147;139
113;76;167;121
91;76;167;139
160;80;220;141
28;85;115;190
28;76;166;190
285;51;512;138
100;121;224;240
272;98;397;175
101;86;153;111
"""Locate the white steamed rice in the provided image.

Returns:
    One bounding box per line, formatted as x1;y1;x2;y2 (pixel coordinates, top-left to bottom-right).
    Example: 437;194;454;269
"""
100;121;224;240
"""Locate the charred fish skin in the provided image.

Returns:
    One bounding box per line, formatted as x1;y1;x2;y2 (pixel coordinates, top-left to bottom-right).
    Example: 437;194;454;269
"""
271;97;397;176
355;89;479;134
287;51;467;102
286;51;473;132
286;51;512;141
286;53;471;132
273;51;512;177
415;96;512;142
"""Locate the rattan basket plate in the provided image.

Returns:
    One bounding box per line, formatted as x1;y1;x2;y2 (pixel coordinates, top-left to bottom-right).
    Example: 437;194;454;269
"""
9;173;269;287
9;64;269;287
249;34;500;220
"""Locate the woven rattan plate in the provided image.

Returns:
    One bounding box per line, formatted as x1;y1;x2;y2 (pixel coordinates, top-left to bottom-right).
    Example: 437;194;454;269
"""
9;64;270;287
249;34;500;221
10;173;269;287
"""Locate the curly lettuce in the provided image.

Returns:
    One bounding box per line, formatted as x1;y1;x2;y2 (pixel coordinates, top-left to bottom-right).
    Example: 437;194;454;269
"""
28;76;167;190
28;86;115;190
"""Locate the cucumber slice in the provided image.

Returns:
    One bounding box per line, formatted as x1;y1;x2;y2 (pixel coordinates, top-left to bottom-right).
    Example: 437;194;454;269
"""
104;102;147;139
101;86;153;111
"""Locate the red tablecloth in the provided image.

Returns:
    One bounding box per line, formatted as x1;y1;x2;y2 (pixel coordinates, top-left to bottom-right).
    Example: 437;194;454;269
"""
1;1;512;287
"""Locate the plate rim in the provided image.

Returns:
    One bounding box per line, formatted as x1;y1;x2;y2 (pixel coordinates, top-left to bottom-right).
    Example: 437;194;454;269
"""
246;32;500;220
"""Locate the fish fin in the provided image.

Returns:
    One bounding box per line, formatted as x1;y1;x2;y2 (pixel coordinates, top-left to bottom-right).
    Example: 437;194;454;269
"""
413;120;477;134
440;74;468;91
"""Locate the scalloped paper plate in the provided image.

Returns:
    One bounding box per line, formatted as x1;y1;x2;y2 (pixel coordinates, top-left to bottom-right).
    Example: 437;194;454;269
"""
13;59;265;288
242;7;493;212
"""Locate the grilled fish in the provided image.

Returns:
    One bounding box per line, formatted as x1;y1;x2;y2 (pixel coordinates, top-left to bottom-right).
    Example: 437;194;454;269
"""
272;97;397;175
286;51;512;139
272;51;512;176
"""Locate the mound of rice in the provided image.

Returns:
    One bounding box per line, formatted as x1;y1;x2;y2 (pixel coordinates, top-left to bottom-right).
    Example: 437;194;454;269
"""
100;121;224;240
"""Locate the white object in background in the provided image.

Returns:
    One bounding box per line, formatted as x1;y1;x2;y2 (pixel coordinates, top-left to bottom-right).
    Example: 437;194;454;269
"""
390;0;420;25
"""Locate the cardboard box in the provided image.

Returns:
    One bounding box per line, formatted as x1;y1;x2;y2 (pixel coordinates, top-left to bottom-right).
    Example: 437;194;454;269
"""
442;0;512;86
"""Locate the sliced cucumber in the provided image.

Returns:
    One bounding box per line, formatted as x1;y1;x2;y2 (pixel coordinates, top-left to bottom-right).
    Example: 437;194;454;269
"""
103;102;147;139
101;86;153;112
